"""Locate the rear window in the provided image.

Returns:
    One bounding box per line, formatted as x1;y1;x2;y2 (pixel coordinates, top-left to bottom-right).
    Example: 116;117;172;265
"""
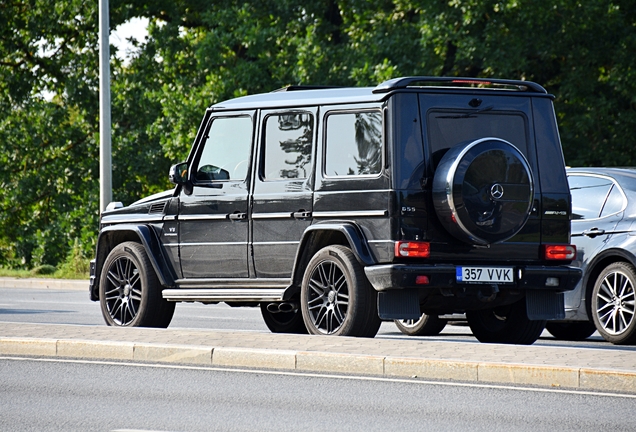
427;111;529;167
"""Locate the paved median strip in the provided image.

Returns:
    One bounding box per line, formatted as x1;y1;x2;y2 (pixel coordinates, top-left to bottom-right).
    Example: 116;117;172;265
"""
1;336;634;393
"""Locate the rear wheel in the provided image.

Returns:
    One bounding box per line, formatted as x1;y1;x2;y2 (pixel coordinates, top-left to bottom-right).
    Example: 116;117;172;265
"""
99;242;175;328
591;262;636;345
466;298;545;345
545;321;596;341
301;245;381;337
260;303;307;334
394;314;447;336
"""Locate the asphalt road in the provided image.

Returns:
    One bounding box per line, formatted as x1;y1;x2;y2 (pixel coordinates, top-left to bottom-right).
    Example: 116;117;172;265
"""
2;356;635;432
0;286;618;350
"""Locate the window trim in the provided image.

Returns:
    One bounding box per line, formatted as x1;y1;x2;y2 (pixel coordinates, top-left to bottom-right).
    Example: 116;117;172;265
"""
191;114;254;185
260;110;315;182
322;108;385;180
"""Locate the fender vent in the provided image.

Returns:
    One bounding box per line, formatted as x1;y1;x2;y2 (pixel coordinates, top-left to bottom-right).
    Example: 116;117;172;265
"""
149;202;167;214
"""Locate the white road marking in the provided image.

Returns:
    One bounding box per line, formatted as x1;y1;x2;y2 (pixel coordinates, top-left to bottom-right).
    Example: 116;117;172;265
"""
2;356;635;399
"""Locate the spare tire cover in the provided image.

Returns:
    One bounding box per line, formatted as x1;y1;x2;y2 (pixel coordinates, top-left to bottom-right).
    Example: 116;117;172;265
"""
432;138;534;246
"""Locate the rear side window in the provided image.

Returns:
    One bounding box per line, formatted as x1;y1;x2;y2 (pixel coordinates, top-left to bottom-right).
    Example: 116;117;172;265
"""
601;185;625;217
324;111;383;177
569;175;614;220
263;112;313;180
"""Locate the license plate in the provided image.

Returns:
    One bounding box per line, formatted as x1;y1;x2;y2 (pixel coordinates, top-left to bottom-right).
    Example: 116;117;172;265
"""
456;267;514;284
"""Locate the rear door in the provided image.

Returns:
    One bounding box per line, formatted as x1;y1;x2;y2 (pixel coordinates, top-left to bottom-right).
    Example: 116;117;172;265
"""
568;173;624;309
251;109;316;278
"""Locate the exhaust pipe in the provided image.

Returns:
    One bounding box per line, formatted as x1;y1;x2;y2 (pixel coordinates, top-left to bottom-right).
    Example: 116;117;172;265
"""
477;285;499;302
265;302;299;314
278;302;298;313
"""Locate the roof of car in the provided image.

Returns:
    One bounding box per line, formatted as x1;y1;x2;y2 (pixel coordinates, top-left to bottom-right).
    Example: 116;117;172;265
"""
567;167;636;190
211;87;383;111
567;167;636;176
209;76;549;111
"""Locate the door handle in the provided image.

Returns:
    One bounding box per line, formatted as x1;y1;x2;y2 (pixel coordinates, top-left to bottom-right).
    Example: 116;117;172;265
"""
228;212;247;220
583;228;605;238
292;210;312;219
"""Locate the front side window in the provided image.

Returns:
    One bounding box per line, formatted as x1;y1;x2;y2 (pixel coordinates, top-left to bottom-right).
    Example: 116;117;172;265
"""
196;116;252;182
263;112;313;180
569;175;614;220
324;111;383;177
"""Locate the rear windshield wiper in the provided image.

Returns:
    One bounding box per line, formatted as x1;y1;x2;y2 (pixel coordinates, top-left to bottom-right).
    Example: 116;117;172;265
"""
436;105;494;119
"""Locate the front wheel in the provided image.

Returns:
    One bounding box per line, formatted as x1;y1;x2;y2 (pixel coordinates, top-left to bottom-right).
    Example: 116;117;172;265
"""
99;242;175;328
301;245;381;337
394;314;447;336
591;262;636;345
466;298;545;345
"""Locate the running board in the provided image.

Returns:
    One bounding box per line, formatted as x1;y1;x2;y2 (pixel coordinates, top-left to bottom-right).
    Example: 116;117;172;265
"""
173;278;290;290
163;278;291;302
162;288;287;302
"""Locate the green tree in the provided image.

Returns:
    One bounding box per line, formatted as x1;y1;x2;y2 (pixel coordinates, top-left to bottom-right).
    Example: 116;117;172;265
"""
1;0;635;269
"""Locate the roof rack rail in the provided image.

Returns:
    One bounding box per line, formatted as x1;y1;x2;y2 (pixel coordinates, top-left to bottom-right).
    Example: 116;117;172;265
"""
271;85;343;92
372;76;547;94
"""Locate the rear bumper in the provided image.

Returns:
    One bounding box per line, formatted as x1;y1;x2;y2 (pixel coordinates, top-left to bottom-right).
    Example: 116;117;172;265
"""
364;263;581;293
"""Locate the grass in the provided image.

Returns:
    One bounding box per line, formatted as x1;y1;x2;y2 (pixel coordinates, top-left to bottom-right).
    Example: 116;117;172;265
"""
0;239;91;280
0;260;91;280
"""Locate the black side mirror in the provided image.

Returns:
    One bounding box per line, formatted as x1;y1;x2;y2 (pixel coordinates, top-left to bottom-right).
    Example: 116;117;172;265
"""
169;162;189;185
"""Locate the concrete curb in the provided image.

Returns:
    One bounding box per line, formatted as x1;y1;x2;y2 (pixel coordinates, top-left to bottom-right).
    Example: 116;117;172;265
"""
2;336;635;393
0;277;87;291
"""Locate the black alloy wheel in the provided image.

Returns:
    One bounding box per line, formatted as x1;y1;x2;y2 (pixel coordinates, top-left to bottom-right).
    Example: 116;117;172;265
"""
99;242;175;328
301;245;381;337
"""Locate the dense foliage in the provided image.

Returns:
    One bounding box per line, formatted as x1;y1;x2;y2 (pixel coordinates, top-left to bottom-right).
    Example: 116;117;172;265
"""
1;0;635;269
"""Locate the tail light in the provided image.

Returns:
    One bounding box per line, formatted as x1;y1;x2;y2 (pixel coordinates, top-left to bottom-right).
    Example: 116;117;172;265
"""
544;244;576;260
395;241;430;258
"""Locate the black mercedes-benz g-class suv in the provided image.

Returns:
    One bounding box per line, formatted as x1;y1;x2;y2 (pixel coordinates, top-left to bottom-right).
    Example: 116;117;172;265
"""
90;76;581;344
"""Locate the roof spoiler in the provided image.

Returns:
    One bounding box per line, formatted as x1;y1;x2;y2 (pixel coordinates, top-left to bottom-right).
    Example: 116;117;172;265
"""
373;76;547;94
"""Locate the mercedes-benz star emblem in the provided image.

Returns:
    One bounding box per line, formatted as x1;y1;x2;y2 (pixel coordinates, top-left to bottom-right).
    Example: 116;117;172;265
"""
490;183;504;200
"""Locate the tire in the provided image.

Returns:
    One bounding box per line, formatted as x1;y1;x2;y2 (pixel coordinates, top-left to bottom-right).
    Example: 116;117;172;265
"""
591;262;636;345
260;303;307;334
466;298;545;345
545;321;596;341
394;314;447;336
432;138;534;246
99;242;175;328
300;245;381;337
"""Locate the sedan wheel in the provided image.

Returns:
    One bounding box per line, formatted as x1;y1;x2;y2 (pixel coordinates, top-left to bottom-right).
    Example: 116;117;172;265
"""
394;314;447;336
591;262;636;345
